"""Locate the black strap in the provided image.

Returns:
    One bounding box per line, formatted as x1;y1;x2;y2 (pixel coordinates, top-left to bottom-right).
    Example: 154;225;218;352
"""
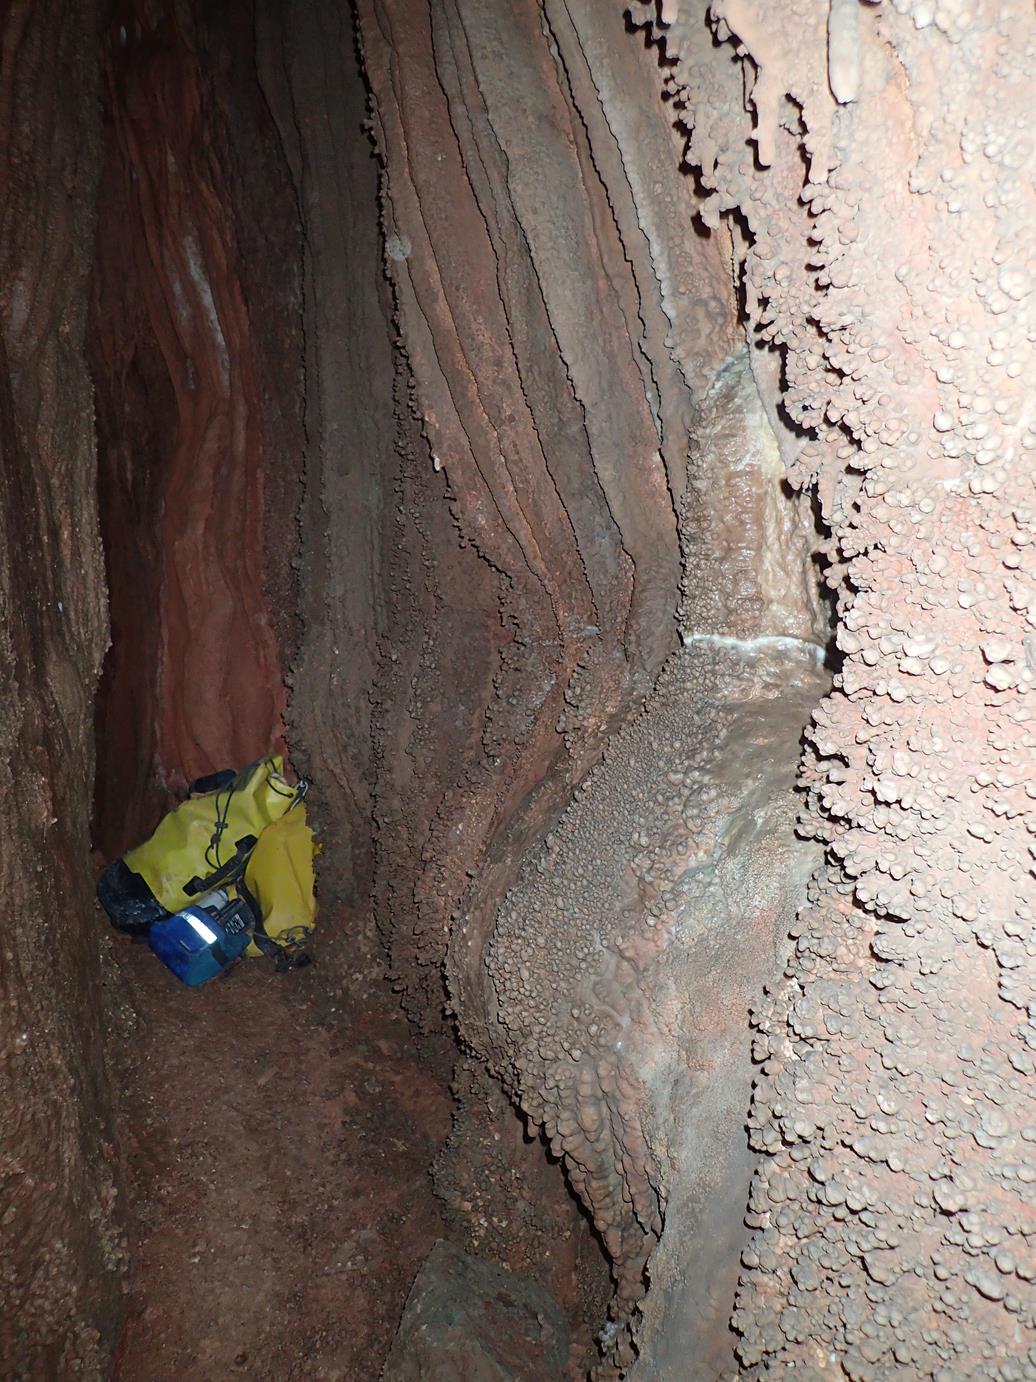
236;873;282;959
180;753;311;971
237;872;312;970
200;758;302;879
183;834;258;897
189;767;237;796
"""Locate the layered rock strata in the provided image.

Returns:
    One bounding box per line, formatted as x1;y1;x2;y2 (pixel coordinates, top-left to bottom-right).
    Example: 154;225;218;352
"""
90;1;302;858
7;0;1034;1375
356;0;739;1025
254;0;399;914
355;0;839;1367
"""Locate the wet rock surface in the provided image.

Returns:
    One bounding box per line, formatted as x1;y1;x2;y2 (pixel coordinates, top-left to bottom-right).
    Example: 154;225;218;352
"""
382;1239;571;1381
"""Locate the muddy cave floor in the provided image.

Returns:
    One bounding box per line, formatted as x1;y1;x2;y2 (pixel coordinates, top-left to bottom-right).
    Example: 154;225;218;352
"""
100;909;456;1381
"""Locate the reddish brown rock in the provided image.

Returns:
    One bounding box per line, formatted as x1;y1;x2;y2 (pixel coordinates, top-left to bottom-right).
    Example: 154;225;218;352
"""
253;0;399;914
361;2;1036;1375
355;0;738;1029
90;0;301;859
476;354;828;1375
5;0;1036;1375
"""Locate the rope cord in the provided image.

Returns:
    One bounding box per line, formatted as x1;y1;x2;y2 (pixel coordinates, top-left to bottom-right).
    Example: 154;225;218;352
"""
205;777;237;872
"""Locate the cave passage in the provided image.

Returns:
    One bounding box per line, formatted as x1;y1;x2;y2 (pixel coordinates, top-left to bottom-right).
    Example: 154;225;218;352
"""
83;2;610;1376
4;2;1035;1380
84;5;456;1375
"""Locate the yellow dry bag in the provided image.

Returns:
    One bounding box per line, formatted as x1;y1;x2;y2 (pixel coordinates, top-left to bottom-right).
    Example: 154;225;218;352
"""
240;804;318;958
97;756;319;980
123;755;301;915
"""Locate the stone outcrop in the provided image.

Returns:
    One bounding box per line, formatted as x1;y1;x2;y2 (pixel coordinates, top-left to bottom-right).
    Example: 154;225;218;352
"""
354;0;829;1369
471;355;828;1376
355;0;740;1026
361;0;1036;1375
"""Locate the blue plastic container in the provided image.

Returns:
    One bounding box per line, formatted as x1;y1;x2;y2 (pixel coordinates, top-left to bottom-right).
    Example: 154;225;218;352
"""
148;889;254;987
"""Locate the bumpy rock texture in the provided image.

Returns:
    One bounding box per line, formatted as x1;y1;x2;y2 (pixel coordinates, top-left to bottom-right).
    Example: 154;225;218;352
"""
627;2;1036;1378
0;2;124;1373
354;0;830;1370
362;0;1036;1376
474;356;828;1376
354;12;835;1364
356;0;740;1026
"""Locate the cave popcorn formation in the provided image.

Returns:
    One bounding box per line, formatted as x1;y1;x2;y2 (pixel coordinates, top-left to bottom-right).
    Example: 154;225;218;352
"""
639;2;1036;1377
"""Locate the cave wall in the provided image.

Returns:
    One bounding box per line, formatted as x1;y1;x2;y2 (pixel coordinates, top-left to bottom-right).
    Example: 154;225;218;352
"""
252;1;398;917
359;0;1036;1376
5;0;1035;1374
352;2;828;1369
477;355;828;1377
0;1;124;1372
91;0;403;917
355;0;740;1026
627;3;1036;1375
90;0;304;859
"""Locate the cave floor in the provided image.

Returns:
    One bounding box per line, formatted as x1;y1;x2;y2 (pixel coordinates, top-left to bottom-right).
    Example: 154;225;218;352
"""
103;914;453;1380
